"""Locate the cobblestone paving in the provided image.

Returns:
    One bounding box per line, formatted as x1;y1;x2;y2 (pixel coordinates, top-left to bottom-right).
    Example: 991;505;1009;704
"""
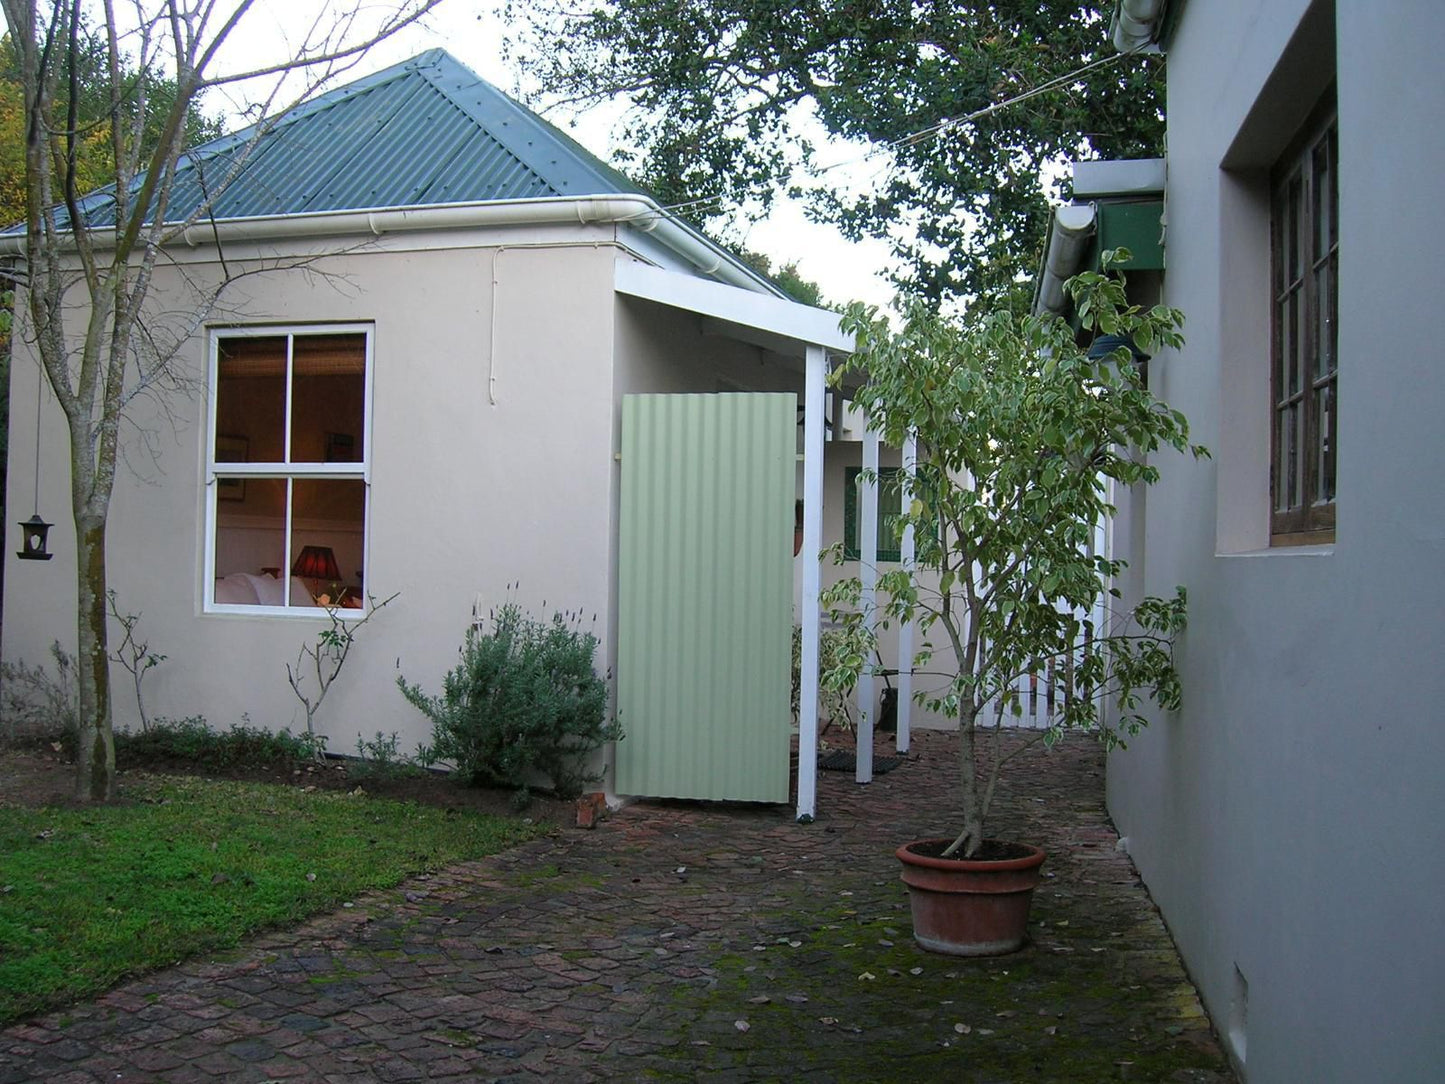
0;732;1234;1082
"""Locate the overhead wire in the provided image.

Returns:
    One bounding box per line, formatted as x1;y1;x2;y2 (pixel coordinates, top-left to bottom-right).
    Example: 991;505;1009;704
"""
616;48;1143;226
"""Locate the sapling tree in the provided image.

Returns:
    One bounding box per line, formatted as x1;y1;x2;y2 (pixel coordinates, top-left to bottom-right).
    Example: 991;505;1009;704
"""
822;256;1208;859
105;590;163;732
287;593;397;756
1;0;440;800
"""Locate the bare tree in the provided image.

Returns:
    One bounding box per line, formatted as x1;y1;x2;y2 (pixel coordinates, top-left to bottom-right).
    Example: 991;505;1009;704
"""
0;0;440;800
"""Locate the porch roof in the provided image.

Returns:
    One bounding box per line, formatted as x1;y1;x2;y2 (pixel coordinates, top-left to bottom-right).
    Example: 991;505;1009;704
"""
614;259;853;357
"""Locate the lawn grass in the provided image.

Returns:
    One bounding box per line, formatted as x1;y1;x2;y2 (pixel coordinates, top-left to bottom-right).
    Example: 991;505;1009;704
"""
0;774;547;1023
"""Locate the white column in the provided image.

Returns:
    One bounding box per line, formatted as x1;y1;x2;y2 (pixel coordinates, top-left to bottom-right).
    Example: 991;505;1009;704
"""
897;430;917;753
796;344;827;823
856;423;879;783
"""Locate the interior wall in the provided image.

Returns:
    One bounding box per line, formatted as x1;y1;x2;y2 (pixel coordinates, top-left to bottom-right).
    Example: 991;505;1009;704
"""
1107;3;1445;1081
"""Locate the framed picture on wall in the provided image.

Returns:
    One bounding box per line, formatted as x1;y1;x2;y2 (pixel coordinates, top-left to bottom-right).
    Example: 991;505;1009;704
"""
325;432;355;462
216;434;248;502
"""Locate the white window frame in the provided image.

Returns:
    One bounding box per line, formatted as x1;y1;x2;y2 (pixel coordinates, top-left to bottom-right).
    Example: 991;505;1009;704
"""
203;322;374;617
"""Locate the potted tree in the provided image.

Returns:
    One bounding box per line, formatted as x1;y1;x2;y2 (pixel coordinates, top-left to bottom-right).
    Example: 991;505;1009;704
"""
822;257;1206;956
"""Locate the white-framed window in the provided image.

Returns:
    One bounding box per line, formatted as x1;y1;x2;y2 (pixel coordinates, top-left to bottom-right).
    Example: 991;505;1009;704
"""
204;324;373;615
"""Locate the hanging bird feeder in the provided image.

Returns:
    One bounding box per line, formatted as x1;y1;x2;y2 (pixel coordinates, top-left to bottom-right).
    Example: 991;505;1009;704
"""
16;514;52;561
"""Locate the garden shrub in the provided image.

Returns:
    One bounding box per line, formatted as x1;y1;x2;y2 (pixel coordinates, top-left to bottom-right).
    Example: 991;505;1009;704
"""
116;717;326;770
0;643;78;748
399;604;621;800
791;624;857;734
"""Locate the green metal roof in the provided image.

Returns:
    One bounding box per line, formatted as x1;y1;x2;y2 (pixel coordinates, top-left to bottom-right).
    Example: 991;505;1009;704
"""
39;49;656;230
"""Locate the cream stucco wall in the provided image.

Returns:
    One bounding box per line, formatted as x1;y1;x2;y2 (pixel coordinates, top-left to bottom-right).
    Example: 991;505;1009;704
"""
1106;2;1445;1081
3;224;622;759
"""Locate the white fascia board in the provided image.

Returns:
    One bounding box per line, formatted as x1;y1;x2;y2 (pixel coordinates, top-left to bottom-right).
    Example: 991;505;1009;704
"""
0;193;782;297
615;258;853;354
1072;158;1166;199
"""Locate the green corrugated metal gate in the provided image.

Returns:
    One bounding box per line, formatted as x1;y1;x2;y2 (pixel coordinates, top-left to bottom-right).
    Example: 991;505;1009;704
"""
615;393;795;802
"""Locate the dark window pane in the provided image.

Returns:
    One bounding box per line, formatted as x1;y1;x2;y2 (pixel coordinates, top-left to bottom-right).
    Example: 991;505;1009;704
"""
213;476;287;606
1312;138;1332;259
1294;176;1306;281
290;478;366;607
291;334;367;464
216;336;286;463
1317;384;1336;503
1313;260;1331;381
1287;293;1301;396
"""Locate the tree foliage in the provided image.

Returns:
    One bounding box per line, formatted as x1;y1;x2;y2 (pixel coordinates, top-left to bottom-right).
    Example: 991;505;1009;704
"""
821;255;1207;857
0;32;222;228
506;1;1164;311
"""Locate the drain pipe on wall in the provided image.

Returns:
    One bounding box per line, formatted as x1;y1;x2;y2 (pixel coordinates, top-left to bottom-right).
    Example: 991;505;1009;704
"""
485;238;629;407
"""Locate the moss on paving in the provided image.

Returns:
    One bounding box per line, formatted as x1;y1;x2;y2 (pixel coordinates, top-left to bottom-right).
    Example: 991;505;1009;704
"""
613;890;1228;1083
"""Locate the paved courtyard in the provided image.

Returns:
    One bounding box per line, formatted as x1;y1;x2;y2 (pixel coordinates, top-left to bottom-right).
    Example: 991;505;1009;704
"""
0;730;1233;1082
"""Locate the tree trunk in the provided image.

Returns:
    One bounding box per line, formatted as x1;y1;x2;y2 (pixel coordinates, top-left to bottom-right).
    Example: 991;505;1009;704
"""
945;703;985;858
72;509;114;802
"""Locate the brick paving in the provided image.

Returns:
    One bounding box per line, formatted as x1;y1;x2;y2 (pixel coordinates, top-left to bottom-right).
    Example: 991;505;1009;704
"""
0;731;1234;1082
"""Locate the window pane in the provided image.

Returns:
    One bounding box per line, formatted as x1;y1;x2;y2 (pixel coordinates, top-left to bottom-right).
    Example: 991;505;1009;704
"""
1317;383;1336;503
1312;138;1332;260
291;334;366;464
213;476;287;607
1327;124;1339;245
1276;405;1300;513
1286;174;1302;283
1287;292;1301;396
1313;260;1330;382
216;337;287;463
290;478;366;606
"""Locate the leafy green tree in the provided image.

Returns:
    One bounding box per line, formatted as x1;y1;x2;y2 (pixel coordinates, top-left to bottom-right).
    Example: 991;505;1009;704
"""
506;1;1164;311
0;33;223;228
735;246;830;308
821;256;1207;857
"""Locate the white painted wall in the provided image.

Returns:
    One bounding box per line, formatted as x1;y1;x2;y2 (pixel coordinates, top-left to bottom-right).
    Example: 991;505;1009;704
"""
1107;2;1445;1080
2;224;621;759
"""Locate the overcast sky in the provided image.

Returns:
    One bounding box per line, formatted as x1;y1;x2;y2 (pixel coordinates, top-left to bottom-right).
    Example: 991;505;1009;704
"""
210;0;899;310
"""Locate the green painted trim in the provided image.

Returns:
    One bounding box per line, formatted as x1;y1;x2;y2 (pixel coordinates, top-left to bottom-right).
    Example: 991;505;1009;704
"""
1087;200;1165;271
843;466;905;563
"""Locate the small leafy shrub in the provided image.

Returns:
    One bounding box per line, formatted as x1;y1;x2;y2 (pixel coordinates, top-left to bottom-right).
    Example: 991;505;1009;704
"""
790;625;857;733
399;604;622;800
116;717;326;771
0;643;78;748
350;730;421;780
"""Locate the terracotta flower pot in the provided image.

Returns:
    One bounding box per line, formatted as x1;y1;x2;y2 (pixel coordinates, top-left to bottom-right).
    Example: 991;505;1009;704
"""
896;839;1046;957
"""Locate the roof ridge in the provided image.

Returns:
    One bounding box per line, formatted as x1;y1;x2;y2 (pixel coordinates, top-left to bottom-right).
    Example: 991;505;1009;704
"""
405;50;650;199
177;49;450;174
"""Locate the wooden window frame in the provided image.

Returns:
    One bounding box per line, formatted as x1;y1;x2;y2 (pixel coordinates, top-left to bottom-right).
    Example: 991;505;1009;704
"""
1270;94;1338;545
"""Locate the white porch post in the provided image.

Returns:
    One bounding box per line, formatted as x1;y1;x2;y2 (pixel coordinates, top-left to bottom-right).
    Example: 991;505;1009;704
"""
856;423;879;783
796;343;827;822
896;430;917;753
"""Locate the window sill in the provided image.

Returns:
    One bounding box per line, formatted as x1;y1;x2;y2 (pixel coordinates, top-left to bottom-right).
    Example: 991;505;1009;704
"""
1215;544;1334;559
204;603;369;620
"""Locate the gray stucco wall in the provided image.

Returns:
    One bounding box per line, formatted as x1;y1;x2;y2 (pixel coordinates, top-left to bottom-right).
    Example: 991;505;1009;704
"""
1106;2;1445;1080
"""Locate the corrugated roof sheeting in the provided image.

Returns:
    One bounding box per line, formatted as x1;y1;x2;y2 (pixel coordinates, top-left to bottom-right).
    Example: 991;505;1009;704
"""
12;49;649;233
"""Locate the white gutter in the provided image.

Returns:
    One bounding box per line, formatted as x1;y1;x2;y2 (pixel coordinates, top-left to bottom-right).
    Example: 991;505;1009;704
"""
0;194;782;297
1111;0;1166;53
1033;203;1097;316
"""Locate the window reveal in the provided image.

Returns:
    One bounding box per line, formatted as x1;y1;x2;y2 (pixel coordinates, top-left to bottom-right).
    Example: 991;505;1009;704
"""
1271;100;1338;543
